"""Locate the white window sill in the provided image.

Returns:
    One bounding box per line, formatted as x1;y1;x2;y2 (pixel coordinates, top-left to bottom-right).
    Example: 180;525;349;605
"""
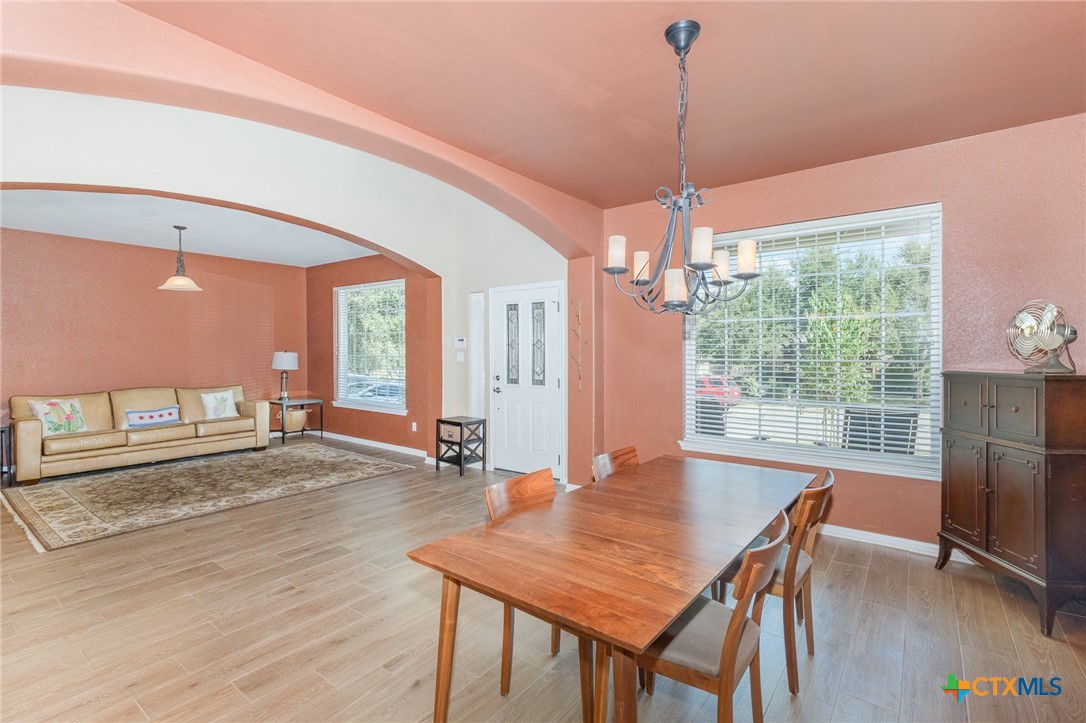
332;400;408;416
678;435;941;481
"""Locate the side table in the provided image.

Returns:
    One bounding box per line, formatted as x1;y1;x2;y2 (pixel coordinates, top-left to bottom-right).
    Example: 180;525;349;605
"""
436;417;485;476
267;399;324;445
1;425;11;487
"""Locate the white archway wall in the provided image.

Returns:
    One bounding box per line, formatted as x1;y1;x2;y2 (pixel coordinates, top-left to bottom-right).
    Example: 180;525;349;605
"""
1;86;568;416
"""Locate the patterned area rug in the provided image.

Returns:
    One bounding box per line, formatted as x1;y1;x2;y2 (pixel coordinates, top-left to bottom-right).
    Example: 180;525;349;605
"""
1;444;412;551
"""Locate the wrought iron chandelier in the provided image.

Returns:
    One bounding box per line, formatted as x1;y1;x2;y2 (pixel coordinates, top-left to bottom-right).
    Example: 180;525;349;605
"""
603;19;759;315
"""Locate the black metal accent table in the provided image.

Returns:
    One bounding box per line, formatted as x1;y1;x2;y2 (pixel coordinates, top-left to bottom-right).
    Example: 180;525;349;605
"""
436;417;485;476
267;398;324;445
1;425;11;487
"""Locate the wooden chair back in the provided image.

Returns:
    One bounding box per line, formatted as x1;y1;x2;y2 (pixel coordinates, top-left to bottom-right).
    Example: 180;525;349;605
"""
729;510;790;604
484;468;557;521
715;510;789;696
788;470;835;558
591;445;639;482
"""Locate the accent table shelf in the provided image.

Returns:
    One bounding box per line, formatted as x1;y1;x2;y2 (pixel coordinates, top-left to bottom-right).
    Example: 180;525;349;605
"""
435;417;485;476
266;398;324;445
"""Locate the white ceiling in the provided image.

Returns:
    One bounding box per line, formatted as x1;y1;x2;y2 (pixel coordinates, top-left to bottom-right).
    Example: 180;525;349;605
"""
0;190;377;267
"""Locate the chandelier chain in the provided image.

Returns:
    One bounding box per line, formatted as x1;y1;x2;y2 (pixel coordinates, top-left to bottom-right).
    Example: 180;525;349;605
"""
677;52;688;190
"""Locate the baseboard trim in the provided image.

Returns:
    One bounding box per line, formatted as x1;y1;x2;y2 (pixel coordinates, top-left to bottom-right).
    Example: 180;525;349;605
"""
320;431;427;459
423;457;486;471
820;523;974;564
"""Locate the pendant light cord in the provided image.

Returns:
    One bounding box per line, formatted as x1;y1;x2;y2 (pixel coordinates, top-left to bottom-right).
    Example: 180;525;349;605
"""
175;227;187;276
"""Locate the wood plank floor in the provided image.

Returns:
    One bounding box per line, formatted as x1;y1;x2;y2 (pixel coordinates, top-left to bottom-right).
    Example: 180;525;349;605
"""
3;437;1086;721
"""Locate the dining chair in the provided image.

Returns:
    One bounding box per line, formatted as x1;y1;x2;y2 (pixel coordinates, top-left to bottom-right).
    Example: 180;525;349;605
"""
483;468;564;696
714;470;835;695
590;445;639;482
637;509;790;723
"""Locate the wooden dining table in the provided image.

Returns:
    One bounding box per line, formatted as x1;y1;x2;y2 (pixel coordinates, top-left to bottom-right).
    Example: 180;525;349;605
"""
407;454;817;722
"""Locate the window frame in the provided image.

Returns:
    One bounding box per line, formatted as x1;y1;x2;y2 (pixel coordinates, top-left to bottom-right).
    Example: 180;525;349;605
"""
679;203;943;480
332;278;408;416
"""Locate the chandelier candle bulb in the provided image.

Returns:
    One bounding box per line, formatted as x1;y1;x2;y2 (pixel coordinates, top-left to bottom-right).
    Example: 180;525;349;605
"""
712;249;731;284
664;268;688;305
633;251;651;283
690;227;714;269
736;238;759;278
606;235;628;273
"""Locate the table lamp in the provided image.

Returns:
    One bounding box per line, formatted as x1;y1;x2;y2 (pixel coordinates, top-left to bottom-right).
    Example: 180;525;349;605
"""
271;351;298;400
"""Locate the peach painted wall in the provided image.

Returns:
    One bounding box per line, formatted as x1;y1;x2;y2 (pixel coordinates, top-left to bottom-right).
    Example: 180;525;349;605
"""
601;115;1086;543
305;256;441;456
0;228;309;408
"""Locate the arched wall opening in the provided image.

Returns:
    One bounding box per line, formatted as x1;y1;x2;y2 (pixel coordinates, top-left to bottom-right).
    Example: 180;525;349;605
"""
1;87;572;428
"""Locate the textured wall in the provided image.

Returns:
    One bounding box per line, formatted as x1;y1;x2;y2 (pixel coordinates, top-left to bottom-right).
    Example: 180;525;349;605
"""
305;255;441;455
601;115;1086;542
0;229;308;408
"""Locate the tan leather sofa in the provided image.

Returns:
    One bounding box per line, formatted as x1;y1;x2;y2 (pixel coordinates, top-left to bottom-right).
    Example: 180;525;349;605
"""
9;385;269;484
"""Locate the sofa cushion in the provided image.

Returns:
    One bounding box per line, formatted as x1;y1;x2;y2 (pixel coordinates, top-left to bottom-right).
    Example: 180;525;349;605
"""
195;416;255;437
43;429;127;455
126;423;196;446
111;388;179;429
10;392;114;432
28;398;88;438
177;385;245;424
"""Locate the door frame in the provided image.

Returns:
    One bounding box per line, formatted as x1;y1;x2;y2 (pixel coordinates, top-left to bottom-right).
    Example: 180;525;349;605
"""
487;279;567;482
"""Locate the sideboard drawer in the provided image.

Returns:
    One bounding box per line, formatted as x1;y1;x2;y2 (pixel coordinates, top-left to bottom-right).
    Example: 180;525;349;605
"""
990;378;1043;445
945;375;987;435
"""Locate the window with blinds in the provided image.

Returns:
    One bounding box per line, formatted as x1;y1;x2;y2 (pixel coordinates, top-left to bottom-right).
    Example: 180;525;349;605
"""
682;203;943;479
334;279;407;413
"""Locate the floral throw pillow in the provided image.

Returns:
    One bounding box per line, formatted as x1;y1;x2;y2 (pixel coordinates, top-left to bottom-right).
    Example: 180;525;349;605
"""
27;398;88;438
201;389;238;419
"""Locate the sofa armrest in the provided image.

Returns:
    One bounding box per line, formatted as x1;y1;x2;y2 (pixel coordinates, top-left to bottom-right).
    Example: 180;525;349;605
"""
13;418;43;483
238;400;270;448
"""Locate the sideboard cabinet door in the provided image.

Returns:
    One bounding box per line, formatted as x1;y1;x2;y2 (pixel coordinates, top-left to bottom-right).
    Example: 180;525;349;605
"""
942;433;986;547
988;443;1045;577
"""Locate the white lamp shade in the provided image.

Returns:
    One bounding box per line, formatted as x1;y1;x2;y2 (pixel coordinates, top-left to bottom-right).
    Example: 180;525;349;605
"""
713;249;731;281
691;227;714;265
737;239;758;275
607;235;627;269
272;351;299;370
158;275;202;292
664;268;688;303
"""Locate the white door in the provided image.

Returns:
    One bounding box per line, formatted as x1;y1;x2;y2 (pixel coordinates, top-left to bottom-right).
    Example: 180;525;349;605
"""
489;282;564;478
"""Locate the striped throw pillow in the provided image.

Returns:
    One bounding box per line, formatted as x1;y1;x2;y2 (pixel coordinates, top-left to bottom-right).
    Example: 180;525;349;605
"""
126;405;181;428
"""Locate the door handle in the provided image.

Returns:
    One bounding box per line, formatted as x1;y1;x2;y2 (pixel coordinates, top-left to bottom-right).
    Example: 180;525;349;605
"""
493;387;502;394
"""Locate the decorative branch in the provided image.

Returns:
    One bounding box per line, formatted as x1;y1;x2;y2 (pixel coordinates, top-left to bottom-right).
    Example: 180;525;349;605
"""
569;298;589;392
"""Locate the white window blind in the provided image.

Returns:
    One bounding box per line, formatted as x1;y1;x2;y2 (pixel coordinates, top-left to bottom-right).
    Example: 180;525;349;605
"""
334;279;407;412
682;203;943;480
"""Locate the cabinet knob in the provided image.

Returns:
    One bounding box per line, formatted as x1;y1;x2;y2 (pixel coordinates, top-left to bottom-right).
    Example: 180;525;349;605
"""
961;400;968;406
1012;405;1019;413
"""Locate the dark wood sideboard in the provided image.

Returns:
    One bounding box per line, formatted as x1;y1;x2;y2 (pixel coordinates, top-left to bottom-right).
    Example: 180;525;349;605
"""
936;371;1086;634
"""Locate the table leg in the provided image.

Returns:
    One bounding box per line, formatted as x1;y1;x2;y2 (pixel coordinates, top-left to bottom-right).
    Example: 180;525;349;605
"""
433;575;461;723
612;646;638;722
577;636;594;723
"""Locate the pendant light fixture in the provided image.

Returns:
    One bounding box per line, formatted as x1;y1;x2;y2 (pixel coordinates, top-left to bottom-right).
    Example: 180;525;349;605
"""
158;224;202;292
603;20;759;315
